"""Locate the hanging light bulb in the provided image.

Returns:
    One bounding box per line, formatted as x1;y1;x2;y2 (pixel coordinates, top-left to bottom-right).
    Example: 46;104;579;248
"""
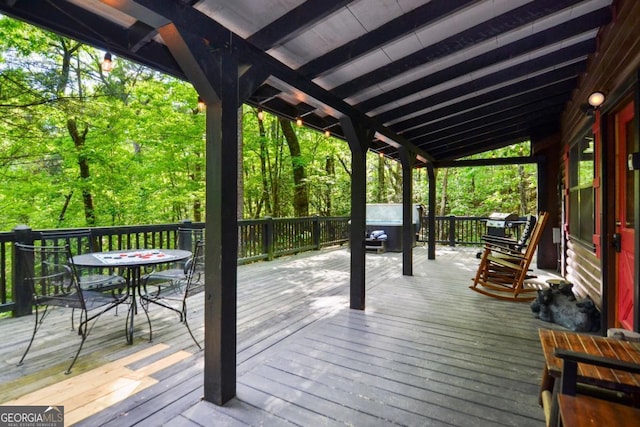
197;96;206;112
324;130;330;137
101;52;113;73
257;109;264;121
296;117;303;127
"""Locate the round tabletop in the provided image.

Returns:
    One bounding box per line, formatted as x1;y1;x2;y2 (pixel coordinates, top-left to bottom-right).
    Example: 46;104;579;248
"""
73;248;192;268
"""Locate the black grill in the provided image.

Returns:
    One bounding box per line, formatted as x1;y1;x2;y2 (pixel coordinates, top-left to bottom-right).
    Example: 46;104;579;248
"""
485;212;519;238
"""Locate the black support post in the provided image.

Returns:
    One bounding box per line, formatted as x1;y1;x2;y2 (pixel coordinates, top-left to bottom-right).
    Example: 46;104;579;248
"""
202;50;239;405
341;116;372;310
12;225;34;317
196;56;240;404
399;147;414;276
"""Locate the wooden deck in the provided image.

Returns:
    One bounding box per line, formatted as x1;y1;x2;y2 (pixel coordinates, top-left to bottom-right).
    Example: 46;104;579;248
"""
0;245;564;426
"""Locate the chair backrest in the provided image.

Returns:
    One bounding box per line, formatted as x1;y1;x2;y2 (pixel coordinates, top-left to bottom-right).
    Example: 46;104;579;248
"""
40;229;99;256
522;211;548;260
15;243;85;309
185;240;205;297
513;215;537;252
177;227;204;253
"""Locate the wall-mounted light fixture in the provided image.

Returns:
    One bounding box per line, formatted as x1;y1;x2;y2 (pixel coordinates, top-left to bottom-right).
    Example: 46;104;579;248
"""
587;91;606;108
101;52;114;72
581;90;606;116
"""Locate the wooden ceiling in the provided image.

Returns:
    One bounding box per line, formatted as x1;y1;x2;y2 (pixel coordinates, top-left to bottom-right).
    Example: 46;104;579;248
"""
0;0;613;164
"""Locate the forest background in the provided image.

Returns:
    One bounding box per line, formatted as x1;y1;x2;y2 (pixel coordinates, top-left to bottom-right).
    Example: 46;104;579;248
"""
0;17;537;232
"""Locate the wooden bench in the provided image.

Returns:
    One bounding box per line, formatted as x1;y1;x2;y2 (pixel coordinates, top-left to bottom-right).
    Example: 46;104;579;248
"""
538;329;640;426
555;349;640;427
558;393;640;427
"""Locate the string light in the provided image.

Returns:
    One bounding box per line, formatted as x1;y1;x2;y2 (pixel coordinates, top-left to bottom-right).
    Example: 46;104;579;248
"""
101;52;113;72
296;117;303;127
257;109;264;121
197;97;206;112
324;130;330;137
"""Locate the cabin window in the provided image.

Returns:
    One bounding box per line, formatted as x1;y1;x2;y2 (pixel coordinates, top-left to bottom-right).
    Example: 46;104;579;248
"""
568;133;595;246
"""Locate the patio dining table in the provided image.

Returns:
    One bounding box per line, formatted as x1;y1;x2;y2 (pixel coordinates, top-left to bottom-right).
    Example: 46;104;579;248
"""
73;248;191;344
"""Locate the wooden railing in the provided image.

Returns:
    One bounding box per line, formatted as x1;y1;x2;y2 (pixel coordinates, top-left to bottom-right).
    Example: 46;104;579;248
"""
0;214;526;317
0;216;350;317
416;215;528;247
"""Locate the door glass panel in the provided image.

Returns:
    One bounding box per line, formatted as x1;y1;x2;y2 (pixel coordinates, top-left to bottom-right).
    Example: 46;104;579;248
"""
626;119;635;228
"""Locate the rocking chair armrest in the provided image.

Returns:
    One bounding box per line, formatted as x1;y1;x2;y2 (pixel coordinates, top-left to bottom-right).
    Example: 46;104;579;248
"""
484;243;524;258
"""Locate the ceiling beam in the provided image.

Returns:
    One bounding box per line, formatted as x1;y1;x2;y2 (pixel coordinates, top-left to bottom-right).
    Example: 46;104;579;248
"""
330;0;586;99
435;156;540;168
246;0;354;51
412;106;565;147
377;60;586;125
296;0;477;78
375;61;586;132
357;18;602;113
101;0;433;161
390;78;578;133
404;93;570;141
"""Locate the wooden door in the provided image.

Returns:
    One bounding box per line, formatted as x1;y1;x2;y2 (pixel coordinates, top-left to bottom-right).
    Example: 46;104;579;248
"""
615;101;636;330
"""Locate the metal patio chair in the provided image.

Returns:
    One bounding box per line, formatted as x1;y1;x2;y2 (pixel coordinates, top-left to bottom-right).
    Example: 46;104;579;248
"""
40;229;126;292
140;227;203;287
15;243;128;374
140;240;204;348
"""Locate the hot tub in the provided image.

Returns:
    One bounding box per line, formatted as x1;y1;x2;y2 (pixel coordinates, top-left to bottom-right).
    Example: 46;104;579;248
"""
365;204;421;252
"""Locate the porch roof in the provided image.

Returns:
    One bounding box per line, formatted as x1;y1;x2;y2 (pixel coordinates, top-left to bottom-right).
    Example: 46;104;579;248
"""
0;0;613;163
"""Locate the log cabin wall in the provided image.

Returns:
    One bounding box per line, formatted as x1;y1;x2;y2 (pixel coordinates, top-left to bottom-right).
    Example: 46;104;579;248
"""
559;0;640;310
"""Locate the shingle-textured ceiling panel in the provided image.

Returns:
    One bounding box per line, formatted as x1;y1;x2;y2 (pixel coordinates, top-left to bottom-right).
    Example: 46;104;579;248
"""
346;0;417;31
195;0;305;39
414;0;531;48
269;8;365;68
316;0;519;89
0;0;615;163
362;30;597;117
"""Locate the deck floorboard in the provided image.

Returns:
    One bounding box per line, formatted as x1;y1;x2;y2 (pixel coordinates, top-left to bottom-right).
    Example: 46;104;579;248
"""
0;245;565;426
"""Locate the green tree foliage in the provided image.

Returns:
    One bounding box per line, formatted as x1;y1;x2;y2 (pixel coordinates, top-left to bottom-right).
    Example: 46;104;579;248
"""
1;16;536;232
427;143;538;217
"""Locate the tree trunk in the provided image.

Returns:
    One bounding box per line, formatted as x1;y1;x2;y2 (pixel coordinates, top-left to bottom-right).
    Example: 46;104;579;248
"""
389;162;402;203
58;191;74;225
324;156;335;216
438;168;448;241
257;111;271;217
67;118;96;226
439;168;448;216
279;118;309;217
518;164;527;215
376;154;385;202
